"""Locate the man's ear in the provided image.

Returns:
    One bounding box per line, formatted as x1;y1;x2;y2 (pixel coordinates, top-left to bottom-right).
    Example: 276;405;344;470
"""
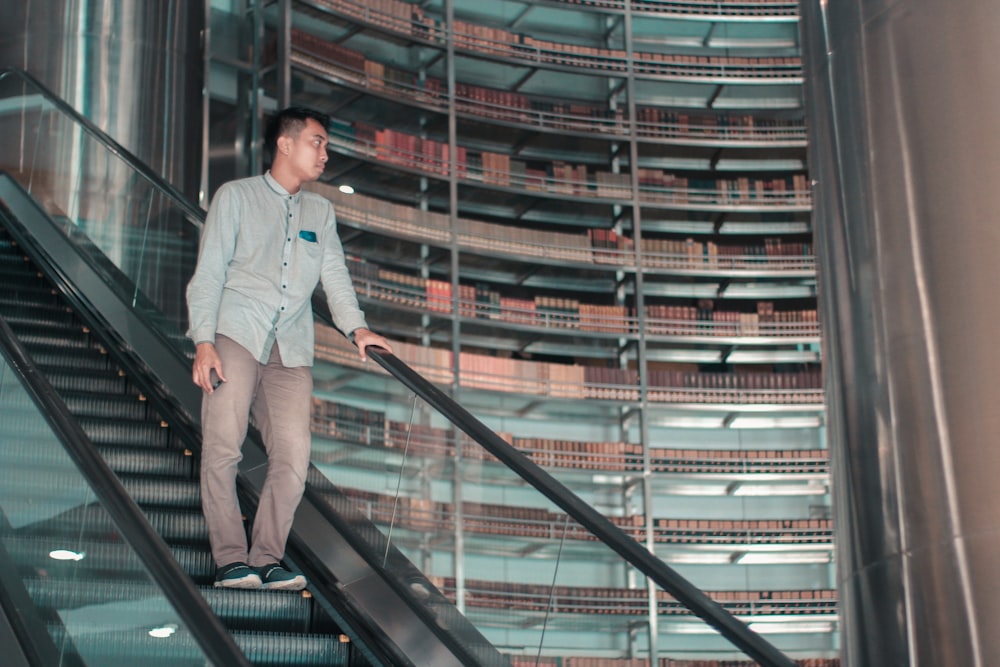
276;135;291;157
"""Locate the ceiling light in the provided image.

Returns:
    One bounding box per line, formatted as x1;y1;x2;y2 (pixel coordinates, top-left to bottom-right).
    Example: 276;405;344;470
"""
338;184;355;194
48;549;85;561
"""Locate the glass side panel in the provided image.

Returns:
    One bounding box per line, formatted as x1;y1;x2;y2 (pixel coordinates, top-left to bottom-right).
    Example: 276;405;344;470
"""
0;352;216;666
0;71;200;357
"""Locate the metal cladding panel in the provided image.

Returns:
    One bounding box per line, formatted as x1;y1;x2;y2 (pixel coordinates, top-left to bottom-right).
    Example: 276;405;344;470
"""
0;0;203;200
802;0;1000;665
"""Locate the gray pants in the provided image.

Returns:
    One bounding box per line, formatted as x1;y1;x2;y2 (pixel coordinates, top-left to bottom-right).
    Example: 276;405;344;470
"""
200;335;313;567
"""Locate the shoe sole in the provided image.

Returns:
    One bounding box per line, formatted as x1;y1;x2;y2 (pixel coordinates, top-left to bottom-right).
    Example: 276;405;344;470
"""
214;576;262;589
261;576;307;591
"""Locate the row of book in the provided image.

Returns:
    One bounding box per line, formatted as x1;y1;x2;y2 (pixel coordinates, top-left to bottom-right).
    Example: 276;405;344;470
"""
336;486;830;545
314;329;824;405
335;121;811;207
427;576;837;616
313;0;802;80
588;229;814;269
310;396;829;475
347;259;819;336
310;184;808;270
292;32;806;145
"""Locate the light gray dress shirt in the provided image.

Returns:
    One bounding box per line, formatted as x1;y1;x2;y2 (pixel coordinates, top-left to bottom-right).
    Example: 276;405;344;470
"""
186;172;367;366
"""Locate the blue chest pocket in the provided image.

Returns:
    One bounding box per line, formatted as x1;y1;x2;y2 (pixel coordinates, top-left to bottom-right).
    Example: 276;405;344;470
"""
299;230;317;243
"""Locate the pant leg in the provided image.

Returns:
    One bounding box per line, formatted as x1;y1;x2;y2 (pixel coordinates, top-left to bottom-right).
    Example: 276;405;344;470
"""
247;342;313;566
200;335;261;567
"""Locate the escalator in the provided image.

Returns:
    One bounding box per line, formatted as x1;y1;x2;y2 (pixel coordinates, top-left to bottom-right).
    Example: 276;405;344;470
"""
0;213;376;666
0;67;800;667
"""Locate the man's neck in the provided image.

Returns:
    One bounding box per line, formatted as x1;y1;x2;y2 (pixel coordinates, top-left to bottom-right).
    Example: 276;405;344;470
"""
268;164;302;194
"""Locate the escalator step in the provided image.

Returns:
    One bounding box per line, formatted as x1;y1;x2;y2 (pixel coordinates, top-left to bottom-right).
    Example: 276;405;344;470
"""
118;476;202;511
46;626;351;667
0;440;191;478
98;445;194;477
14;504;209;546
0;298;77;324
4;535;214;582
13;341;113;371
24;578;315;634
77;417;174;448
39;368;130;394
5;317;100;349
57;392;154;421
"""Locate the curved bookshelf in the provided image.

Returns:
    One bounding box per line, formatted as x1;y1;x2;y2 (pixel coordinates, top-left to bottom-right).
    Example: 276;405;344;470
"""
298;0;803;83
311;397;830;479
485;0;802;21
315;327;823;409
328;487;832;555
428;577;837;620
291;33;807;147
349;260;820;343
322;122;811;211
313;184;814;277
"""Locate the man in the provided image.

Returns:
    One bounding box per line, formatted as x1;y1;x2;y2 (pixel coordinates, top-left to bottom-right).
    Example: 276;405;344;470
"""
186;106;391;590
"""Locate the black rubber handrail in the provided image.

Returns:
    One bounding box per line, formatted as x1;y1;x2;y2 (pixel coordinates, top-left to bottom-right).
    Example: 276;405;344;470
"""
0;316;253;667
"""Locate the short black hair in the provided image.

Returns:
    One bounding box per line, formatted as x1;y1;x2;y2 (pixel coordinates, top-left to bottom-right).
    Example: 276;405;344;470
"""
264;106;331;166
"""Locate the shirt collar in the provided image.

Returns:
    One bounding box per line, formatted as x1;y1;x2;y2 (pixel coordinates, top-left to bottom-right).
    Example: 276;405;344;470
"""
263;171;301;202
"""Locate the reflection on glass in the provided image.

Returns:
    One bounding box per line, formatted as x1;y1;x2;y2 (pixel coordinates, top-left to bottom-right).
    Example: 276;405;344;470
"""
0;71;200;358
0;357;214;666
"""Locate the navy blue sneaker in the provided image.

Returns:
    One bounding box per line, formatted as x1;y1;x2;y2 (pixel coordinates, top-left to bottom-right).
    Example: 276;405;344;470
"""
255;563;307;591
214;562;262;589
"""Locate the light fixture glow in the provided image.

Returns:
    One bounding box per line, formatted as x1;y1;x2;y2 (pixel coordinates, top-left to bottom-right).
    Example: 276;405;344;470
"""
148;624;178;639
338;184;355;194
735;551;832;565
48;549;85;561
748;620;834;634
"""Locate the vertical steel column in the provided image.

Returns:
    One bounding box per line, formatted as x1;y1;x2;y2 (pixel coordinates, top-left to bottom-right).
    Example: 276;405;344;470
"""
800;1;1000;665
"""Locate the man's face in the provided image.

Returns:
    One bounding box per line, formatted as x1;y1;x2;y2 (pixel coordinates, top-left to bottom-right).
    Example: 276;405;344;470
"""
280;118;329;182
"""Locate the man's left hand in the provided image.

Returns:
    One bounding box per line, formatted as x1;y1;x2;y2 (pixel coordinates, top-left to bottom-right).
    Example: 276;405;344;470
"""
352;328;393;360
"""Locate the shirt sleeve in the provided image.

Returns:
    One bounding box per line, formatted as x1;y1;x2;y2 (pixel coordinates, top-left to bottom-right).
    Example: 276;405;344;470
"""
318;202;368;337
185;184;240;345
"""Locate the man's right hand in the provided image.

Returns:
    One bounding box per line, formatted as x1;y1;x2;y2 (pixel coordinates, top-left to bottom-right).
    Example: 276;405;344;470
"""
193;342;225;393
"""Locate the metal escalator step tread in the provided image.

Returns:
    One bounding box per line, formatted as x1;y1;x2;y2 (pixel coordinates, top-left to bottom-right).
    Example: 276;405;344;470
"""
0;299;76;322
39;370;130;394
77;417;173;447
22;349;112;371
61;392;154;419
45;626;351;667
234;630;351;666
24;577;316;634
8;329;97;350
118;475;202;510
4;535;213;580
98;445;194;477
14;504;208;545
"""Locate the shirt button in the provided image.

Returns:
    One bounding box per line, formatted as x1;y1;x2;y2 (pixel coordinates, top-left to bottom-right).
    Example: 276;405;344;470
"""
284;262;288;266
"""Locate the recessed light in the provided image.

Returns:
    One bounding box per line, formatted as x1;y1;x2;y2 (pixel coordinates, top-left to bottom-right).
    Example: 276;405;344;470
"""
338;184;355;194
48;550;85;561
